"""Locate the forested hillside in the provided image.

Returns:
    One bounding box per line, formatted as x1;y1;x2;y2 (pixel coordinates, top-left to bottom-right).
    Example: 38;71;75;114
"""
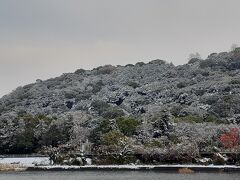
1;49;240;165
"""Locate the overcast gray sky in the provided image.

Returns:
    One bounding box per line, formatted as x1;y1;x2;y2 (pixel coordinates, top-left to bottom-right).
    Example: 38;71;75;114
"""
0;0;240;97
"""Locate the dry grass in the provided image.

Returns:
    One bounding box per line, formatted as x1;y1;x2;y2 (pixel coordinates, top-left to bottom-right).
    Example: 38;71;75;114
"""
0;164;26;172
178;167;194;174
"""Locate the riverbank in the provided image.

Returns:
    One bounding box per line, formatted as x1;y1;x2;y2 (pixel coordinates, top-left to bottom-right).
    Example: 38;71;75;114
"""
15;164;240;173
1;157;240;173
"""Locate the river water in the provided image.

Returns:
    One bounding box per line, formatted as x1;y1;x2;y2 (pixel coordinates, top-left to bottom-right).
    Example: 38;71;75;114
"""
0;171;239;180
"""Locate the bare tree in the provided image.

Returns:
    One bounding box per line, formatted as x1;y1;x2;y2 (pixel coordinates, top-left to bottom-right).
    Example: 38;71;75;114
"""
188;52;201;60
231;43;238;51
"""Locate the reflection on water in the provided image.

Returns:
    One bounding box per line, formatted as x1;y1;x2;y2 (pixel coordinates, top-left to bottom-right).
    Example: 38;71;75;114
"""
0;171;239;180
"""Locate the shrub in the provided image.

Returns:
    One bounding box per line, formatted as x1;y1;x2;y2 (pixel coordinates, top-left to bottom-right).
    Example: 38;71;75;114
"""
199;58;227;70
89;119;112;144
116;117;140;136
228;60;240;70
164;142;199;164
220;128;240;149
125;64;134;67
102;107;125;119
144;139;163;148
170;106;183;117
64;91;77;99
127;81;140;89
96;131;134;165
90;80;104;93
91;100;110;115
101;131;126;146
200;95;218;105
210;95;240;118
13;114;41;153
0;113;71;154
233;47;240;53
204;115;221;123
232;48;240;60
229;79;240;85
36;114;54;123
195;89;205;96
177;82;187;89
14;131;35;153
10;114;54;153
135;62;145;66
199;59;216;69
74;68;86;75
93;65;116;75
188;52;201;60
98;119;112;134
41;118;73;147
76;92;92;101
148;59;166;65
188;58;200;64
174;115;204;123
201;71;210;77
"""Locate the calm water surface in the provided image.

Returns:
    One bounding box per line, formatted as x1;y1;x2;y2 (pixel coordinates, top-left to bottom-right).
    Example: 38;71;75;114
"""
0;171;239;180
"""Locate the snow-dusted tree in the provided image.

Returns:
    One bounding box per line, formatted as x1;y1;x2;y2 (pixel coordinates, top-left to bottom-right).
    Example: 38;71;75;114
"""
231;43;238;52
188;52;201;60
64;111;92;145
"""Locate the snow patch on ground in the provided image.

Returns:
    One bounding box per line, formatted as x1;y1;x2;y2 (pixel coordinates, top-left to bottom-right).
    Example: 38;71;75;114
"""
34;164;240;170
1;157;239;170
0;157;50;166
